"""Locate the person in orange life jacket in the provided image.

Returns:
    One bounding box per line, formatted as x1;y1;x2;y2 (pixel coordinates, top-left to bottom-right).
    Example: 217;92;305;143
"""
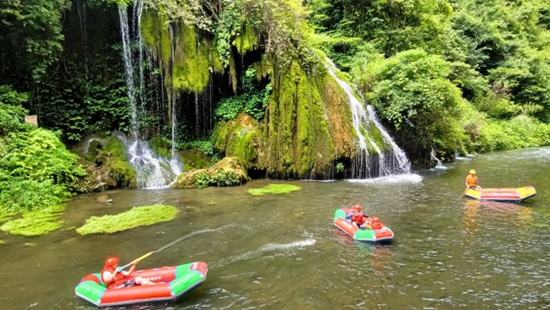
101;257;154;289
465;169;482;190
346;204;372;229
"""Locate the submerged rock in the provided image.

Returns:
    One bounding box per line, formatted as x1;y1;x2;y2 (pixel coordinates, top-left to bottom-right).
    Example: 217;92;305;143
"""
95;194;112;204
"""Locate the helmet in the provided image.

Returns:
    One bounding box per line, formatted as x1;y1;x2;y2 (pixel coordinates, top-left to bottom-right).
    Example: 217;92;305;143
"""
352;204;362;212
469;170;476;175
104;257;119;268
371;217;380;224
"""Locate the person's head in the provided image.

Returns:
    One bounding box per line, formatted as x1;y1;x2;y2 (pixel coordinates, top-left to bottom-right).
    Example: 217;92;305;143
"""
352;204;362;213
104;257;119;269
469;169;476;175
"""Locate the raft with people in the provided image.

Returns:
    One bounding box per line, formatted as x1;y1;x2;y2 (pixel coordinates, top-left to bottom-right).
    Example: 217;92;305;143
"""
75;261;208;307
333;207;394;242
464;186;536;203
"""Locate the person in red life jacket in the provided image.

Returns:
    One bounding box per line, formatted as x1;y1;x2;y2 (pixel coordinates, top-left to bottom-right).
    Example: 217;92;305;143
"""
101;257;154;289
465;169;481;190
346;204;372;229
370;217;383;230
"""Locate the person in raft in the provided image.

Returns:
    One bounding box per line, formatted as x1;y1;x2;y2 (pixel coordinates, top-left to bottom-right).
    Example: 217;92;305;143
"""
346;204;372;229
101;257;154;289
465;169;482;190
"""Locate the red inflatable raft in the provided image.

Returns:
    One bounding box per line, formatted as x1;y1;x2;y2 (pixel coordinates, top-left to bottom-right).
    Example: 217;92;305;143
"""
75;262;208;307
333;208;394;242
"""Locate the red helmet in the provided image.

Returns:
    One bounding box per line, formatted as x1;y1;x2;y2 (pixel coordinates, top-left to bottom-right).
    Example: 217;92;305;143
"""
352;204;362;212
104;257;119;268
372;216;380;224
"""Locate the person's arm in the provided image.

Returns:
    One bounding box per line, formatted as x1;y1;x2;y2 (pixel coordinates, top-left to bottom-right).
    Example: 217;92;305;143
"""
123;263;137;276
102;270;116;283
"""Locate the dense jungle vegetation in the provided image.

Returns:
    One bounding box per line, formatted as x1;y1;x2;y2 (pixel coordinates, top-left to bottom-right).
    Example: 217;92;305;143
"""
1;0;549;216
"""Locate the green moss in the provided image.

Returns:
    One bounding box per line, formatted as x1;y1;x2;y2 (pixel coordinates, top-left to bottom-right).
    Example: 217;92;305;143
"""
76;204;178;235
210;42;225;73
229;52;238;93
172;27;210;93
0;204;65;237
252;55;272;80
172;157;249;188
234;24;257;55
248;184;301;196
98;137;137;188
148;136;172;158
180;148;213;170
259;59;334;178
212;114;261;167
317;74;355;158
0;212;14;223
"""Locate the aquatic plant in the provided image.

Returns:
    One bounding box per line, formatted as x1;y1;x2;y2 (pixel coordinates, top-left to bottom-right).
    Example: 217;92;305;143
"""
76;204;178;235
248;184;301;196
0;204;65;236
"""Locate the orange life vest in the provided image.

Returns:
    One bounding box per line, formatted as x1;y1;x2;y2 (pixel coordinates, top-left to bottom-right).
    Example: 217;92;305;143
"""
351;213;367;226
101;266;126;288
466;174;477;187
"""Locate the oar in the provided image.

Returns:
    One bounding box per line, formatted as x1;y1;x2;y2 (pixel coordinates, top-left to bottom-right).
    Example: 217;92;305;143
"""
461;188;468;197
121;251;155;270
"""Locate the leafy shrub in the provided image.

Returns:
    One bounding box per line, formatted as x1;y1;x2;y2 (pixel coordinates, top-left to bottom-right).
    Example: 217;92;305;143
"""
0;128;85;213
0;85;29;136
211;169;242;186
215;67;271;121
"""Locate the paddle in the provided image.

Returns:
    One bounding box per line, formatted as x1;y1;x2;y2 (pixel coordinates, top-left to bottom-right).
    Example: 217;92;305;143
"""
120;251;155;270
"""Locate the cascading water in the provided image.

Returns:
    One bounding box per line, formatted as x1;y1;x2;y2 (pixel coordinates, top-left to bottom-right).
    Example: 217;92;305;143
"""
324;58;411;178
430;148;447;170
117;4;182;188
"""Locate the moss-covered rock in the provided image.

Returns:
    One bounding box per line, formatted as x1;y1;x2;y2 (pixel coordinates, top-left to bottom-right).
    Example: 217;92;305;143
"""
172;156;249;188
76;204;178;235
96;137;137;188
258;59;335;178
212;113;261;167
180;148;213;171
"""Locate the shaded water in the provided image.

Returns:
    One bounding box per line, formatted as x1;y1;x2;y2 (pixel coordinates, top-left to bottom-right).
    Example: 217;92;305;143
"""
1;148;549;309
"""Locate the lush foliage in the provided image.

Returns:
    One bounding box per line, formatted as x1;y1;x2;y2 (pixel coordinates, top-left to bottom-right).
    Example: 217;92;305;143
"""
0;0;70;82
355;49;466;153
0;86;85;213
76;204;178;235
309;0;550;160
215;68;272;121
248;184;301;196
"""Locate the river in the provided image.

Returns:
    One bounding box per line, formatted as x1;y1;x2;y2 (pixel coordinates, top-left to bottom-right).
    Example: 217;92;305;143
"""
0;147;549;309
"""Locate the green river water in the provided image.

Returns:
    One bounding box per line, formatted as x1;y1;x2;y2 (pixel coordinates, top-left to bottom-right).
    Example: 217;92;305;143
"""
0;147;549;309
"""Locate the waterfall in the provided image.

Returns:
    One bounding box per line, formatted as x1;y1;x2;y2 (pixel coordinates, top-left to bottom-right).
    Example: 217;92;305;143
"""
117;4;182;188
324;58;411;178
430;148;447;170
